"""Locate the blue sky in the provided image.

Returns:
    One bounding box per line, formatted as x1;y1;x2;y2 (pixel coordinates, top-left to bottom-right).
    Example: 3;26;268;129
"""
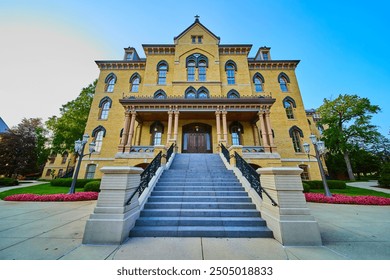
0;0;389;137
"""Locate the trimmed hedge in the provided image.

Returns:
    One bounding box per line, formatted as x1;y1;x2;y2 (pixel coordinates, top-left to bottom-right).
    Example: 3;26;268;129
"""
0;178;19;187
83;181;101;192
302;182;311;193
304;180;347;190
50;178;100;188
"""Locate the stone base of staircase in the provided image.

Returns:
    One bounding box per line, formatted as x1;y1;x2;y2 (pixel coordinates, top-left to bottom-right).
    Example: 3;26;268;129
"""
130;154;273;238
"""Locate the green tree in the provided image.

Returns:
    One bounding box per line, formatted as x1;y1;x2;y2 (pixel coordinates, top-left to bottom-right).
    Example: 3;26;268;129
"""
46;80;96;153
318;94;380;180
0;118;49;177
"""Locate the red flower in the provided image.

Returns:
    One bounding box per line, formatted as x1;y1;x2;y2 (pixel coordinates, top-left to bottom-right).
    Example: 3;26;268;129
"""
304;193;390;205
4;192;98;202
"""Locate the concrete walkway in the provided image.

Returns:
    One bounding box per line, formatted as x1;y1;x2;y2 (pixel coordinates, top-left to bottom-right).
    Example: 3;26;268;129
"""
0;197;389;260
347;180;390;194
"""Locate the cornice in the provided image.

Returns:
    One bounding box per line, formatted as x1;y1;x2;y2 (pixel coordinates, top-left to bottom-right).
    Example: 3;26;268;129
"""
248;60;300;70
96;60;146;70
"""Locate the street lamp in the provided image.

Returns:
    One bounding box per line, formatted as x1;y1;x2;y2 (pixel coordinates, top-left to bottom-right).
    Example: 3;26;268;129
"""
303;134;332;197
68;134;96;194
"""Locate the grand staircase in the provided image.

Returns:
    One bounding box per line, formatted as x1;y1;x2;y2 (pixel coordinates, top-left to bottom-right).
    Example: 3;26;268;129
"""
129;153;273;238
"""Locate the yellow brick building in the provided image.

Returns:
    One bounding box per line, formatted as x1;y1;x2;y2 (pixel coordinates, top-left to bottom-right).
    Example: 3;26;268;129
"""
78;18;323;180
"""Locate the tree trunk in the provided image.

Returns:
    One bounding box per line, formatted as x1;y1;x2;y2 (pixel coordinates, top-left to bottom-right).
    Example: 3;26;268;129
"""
343;151;355;181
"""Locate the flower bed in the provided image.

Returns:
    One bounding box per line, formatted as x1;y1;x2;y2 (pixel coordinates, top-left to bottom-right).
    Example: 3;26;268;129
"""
4;192;98;202
305;193;390;206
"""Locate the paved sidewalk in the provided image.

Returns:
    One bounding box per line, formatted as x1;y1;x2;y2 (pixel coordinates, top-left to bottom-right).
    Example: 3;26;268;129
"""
0;198;389;260
347;180;390;194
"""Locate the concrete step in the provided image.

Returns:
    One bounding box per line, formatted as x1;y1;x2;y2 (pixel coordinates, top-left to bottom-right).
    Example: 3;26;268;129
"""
153;186;244;192
135;216;267;226
140;209;261;217
155;182;242;187
144;202;256;209
129;226;274;238
148;196;252;203
150;191;248;196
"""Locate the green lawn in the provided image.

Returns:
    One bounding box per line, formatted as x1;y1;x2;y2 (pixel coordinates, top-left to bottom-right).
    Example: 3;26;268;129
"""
0;183;82;200
309;186;390;198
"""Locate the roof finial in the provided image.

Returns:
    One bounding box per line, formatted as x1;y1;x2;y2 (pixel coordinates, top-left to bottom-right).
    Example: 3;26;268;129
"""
194;15;200;22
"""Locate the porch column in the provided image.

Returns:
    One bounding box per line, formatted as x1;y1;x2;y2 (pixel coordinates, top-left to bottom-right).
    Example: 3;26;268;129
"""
136;122;143;146
222;110;228;144
258;111;270;152
265;109;276;152
124;110;137;153
118;110;131;152
215;109;221;144
252;122;260;146
173;109;180;142
166;110;173;145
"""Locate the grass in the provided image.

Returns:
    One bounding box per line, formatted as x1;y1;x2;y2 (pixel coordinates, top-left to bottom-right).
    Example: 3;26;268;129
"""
0;183;82;200
309;186;390;198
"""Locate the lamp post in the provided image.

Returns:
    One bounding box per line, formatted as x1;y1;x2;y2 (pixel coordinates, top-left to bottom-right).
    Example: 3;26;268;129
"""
68;134;96;194
303;134;332;197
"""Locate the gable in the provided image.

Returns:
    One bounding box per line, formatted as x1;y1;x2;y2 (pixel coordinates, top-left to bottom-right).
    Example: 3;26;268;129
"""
174;19;220;44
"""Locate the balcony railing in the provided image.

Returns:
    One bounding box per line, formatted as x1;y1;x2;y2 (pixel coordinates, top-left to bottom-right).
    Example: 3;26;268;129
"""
242;146;265;153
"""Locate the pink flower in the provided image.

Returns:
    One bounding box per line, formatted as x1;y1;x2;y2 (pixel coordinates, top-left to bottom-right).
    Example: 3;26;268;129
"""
304;193;390;205
4;192;98;202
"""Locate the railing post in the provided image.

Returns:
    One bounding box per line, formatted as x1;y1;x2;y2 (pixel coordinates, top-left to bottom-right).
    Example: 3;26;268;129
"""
257;167;322;246
82;166;143;244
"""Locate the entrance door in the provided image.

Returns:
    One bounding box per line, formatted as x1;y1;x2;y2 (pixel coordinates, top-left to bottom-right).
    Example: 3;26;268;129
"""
187;133;207;153
182;123;212;153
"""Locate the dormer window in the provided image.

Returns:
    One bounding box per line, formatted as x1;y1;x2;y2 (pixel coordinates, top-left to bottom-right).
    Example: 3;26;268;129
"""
125;52;133;61
262;52;269;60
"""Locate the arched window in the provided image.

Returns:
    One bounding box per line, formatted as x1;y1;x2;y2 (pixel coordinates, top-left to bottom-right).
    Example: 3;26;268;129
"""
227;90;240;99
185;87;196;98
225;60;237;85
253;73;265;92
198;60;207;81
130;73;141;92
61;151;68;164
187;60;195;81
85;164;96;179
105;73;116;92
289;126;304;153
154;90;167;99
98;96;112;120
157;61;168;85
150;121;164;146
92;125;106;153
283;97;296;119
230;121;244;145
278;72;290;92
197;87;209;98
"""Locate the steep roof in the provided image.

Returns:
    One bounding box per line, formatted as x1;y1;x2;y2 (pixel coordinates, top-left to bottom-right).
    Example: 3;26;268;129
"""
0;117;9;133
174;17;220;43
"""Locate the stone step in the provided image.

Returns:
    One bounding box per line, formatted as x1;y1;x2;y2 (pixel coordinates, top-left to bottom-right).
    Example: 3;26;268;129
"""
129;226;274;238
150;191;248;196
153;186;244;192
144;202;256;209
135;217;267;227
156;182;242;187
140;209;261;217
148;196;252;203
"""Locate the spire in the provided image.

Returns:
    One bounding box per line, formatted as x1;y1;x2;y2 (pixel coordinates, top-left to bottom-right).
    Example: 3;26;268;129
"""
194;15;200;22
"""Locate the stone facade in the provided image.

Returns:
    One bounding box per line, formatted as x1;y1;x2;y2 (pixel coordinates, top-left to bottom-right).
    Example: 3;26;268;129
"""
77;18;323;180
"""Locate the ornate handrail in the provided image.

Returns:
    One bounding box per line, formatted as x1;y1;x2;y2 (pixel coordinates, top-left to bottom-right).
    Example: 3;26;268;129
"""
126;151;162;205
220;143;230;163
234;152;278;206
166;143;175;163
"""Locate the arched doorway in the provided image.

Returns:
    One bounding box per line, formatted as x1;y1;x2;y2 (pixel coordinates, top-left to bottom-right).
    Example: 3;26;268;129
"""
182;123;212;153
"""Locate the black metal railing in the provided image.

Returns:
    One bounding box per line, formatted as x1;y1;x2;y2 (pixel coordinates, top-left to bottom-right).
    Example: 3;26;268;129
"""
220;143;230;163
126;151;162;205
234;152;278;206
166;143;175;163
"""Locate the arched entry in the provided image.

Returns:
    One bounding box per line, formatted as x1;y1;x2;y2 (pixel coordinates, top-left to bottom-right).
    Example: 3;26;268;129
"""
182;123;212;153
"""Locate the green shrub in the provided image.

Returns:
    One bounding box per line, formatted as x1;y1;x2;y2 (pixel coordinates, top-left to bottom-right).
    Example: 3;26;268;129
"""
50;178;100;188
306;180;346;190
302;182;310;193
0;178;19;187
378;163;390;188
83;181;101;192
